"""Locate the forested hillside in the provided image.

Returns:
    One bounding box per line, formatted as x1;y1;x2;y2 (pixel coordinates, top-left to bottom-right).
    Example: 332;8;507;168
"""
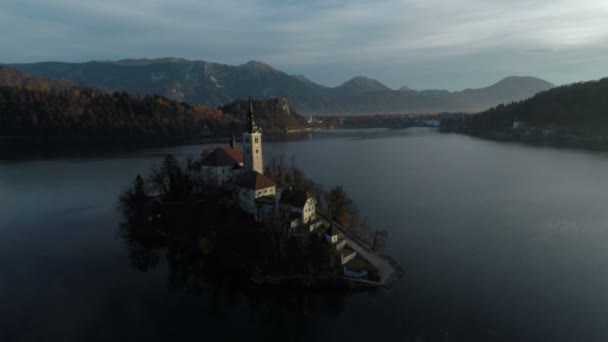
0;66;310;141
218;97;307;133
0;87;222;138
468;78;608;135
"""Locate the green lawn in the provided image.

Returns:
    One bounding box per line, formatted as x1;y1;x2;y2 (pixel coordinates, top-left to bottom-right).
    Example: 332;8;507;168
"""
340;247;355;257
344;256;375;273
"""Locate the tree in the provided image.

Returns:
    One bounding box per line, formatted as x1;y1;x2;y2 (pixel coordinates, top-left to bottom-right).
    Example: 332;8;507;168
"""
367;229;388;251
325;185;358;228
133;175;146;201
353;217;371;241
149;154;187;200
118;174;149;224
200;144;216;161
266;215;288;258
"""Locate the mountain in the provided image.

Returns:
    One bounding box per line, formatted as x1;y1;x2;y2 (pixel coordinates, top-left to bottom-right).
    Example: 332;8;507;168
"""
334;76;392;95
467;77;608;136
0;66;309;141
452;76;555;111
8;59;555;114
0;65;84;90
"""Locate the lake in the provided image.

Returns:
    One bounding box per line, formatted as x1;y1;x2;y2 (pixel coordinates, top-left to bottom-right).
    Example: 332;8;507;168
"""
2;128;608;342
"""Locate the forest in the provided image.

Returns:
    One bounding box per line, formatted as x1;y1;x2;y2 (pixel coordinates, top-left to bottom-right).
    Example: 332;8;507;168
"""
0;85;309;142
467;77;608;135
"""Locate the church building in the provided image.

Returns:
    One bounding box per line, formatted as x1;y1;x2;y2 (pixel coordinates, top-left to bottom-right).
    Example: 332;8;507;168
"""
198;97;318;226
241;97;264;174
200;136;243;186
233;97;279;221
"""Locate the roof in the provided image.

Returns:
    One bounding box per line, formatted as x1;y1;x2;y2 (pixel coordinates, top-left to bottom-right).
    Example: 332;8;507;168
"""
325;225;340;237
235;171;277;190
255;195;276;205
201;147;243;167
280;189;313;207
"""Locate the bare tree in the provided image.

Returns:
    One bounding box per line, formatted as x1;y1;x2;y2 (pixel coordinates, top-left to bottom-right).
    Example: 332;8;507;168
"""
265;215;288;258
368;229;389;251
325;185;359;229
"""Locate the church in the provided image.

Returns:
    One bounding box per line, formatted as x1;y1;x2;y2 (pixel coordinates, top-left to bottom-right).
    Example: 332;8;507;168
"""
199;97;317;227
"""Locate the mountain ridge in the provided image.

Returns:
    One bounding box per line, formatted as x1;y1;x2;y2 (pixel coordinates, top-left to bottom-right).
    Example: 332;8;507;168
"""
7;58;555;114
0;65;86;90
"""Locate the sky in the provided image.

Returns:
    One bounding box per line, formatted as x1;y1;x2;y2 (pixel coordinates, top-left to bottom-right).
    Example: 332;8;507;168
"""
2;0;608;90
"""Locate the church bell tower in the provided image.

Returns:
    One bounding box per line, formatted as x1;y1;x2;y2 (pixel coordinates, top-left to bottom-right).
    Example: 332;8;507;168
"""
242;97;264;174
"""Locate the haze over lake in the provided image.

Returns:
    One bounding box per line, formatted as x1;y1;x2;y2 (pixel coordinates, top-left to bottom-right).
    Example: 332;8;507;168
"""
2;128;608;341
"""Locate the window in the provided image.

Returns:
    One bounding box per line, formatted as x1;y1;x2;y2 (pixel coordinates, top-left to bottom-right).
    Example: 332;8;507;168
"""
245;137;250;143
255;137;259;143
256;149;259;154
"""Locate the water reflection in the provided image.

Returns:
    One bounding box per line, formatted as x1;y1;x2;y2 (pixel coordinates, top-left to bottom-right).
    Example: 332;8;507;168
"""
117;208;348;326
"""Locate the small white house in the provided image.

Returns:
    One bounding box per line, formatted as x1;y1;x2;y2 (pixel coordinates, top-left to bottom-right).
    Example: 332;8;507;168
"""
325;225;341;244
278;189;317;225
235;170;277;221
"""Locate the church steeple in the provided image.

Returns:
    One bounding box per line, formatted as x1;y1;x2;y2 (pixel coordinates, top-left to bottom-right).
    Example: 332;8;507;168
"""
242;96;264;174
245;97;258;133
230;134;237;149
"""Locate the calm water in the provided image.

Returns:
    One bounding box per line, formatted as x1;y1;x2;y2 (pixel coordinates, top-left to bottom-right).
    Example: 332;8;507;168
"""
3;128;608;341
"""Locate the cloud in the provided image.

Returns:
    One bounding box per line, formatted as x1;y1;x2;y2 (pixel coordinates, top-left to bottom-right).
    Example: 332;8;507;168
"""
1;0;608;89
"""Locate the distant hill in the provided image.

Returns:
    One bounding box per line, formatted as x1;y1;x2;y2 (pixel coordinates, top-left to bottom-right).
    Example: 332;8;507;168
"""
467;77;608;136
0;65;84;91
219;97;307;133
0;66;309;142
334;76;392;95
9;59;554;115
451;76;555;111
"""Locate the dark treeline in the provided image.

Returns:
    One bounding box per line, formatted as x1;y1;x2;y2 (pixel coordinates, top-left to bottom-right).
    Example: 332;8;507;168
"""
468;77;608;135
0;86;311;141
0;86;223;138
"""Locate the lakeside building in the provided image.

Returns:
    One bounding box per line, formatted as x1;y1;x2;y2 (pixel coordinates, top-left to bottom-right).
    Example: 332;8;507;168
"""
241;98;264;174
200;136;243;187
235;170;277;221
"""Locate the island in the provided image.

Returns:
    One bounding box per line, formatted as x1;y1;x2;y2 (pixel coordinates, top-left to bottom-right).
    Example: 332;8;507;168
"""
119;97;403;290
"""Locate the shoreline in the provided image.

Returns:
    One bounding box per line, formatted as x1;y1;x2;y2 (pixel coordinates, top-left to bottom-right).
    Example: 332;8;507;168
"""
129;191;402;292
464;131;608;151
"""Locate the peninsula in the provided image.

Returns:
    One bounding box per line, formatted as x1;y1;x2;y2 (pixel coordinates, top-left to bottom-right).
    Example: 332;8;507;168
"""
440;77;608;149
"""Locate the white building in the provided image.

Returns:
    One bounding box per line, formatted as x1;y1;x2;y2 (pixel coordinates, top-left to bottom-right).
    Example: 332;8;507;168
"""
200;136;243;187
242;97;264;174
203;96;322;231
279;188;317;224
235;170;277;221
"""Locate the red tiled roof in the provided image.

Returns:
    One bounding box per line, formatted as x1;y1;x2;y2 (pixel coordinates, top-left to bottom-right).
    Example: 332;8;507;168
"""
236;171;277;190
201;147;243;167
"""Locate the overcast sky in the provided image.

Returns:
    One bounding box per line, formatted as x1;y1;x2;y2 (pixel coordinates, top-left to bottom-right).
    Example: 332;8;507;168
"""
2;0;608;90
